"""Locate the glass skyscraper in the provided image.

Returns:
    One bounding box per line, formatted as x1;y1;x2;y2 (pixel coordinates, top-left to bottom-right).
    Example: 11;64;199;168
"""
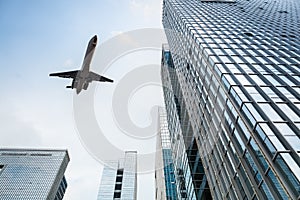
0;148;69;200
97;151;137;200
155;107;177;200
162;44;212;200
161;0;300;199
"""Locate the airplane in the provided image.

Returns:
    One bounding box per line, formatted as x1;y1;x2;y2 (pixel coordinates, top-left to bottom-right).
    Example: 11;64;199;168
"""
49;35;113;94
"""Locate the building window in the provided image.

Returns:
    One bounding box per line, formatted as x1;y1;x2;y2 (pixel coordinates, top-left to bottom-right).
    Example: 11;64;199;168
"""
0;165;4;172
113;192;121;198
115;183;122;190
117;169;123;175
116;176;123;183
30;153;52;156
1;153;27;156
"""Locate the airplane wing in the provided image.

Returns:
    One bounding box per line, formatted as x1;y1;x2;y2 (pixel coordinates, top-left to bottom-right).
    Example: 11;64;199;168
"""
89;71;113;82
49;70;79;78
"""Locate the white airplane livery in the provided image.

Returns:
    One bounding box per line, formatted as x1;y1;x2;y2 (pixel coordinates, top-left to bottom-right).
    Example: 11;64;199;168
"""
49;35;113;94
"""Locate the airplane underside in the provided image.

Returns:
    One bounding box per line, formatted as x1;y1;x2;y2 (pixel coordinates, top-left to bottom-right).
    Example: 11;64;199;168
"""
66;78;89;90
49;35;113;94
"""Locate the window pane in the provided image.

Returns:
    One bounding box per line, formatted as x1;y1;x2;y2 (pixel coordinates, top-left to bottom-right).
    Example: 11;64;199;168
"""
274;154;300;194
267;169;288;199
268;136;286;151
285;136;300;150
281;153;300;182
258;103;283;121
246;86;266;102
274;123;297;136
277;104;300;122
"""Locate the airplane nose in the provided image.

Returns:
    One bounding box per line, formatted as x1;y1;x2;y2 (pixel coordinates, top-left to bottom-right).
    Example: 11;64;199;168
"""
93;35;97;44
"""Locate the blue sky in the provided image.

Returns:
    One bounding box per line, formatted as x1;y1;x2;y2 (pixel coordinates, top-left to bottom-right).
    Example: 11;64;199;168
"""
0;0;163;199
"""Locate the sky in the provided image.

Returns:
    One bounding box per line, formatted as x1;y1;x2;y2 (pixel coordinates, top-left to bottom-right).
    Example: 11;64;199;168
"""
0;0;165;199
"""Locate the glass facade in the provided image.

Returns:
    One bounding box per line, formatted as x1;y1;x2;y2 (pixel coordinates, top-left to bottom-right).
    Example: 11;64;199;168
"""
155;108;177;200
162;0;300;199
162;44;212;200
0;148;69;200
98;151;137;200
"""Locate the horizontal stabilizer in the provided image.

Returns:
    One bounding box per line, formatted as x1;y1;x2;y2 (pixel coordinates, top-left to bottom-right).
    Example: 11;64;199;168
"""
66;86;72;88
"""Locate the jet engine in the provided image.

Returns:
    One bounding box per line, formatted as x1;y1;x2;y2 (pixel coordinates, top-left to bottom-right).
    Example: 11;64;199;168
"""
83;82;89;90
72;79;79;88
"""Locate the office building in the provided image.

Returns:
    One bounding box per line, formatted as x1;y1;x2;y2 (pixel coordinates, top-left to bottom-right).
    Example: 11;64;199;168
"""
162;0;300;199
0;148;69;200
155;107;177;200
162;44;212;200
97;151;137;200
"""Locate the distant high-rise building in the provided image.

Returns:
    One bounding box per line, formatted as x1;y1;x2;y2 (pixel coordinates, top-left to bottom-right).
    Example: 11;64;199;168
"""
0;148;69;200
155;107;177;200
97;151;137;200
162;0;300;199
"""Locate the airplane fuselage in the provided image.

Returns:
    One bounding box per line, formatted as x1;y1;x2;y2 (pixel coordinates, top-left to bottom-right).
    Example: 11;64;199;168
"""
74;35;97;94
